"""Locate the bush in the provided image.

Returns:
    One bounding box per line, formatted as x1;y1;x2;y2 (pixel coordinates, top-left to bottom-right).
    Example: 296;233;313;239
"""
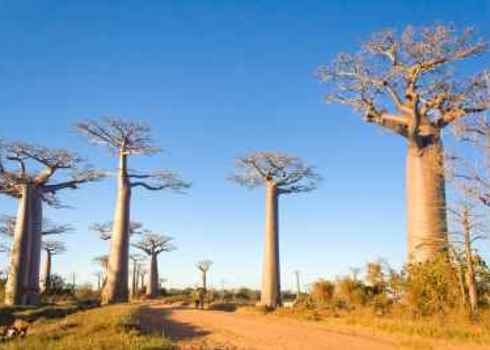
310;279;335;305
335;277;368;307
404;254;461;317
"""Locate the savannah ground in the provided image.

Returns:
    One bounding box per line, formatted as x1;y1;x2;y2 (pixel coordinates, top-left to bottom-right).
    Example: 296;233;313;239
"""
1;299;489;350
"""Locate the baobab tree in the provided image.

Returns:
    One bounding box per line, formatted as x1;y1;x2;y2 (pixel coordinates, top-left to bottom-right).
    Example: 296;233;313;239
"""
317;25;489;262
132;232;176;298
41;240;66;292
0;141;102;305
230;152;320;308
196;259;213;291
76;118;190;304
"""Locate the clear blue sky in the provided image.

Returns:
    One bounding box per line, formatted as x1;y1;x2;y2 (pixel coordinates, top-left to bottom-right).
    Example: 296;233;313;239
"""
0;0;489;290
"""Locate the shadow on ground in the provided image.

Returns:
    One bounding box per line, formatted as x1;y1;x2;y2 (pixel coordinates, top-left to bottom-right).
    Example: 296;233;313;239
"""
137;305;211;342
0;300;99;327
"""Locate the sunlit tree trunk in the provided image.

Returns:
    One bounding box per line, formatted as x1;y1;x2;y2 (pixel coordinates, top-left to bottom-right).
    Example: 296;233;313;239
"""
102;151;131;304
26;189;42;305
5;184;32;305
146;254;158;298
43;250;52;292
260;182;281;308
406;139;448;262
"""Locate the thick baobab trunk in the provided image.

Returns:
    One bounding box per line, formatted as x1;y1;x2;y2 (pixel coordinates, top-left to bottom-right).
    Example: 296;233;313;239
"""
5;184;32;305
406;140;448;262
260;182;281;308
102;152;131;304
42;251;52;292
26;189;42;305
146;254;159;298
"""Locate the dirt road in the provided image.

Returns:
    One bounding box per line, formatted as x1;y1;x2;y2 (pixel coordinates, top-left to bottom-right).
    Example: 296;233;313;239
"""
139;304;402;350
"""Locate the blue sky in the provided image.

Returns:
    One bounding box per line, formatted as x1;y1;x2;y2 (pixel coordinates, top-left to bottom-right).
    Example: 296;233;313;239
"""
0;0;489;290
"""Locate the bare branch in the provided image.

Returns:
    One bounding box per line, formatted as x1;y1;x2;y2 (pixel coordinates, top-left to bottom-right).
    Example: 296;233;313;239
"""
75;117;161;155
196;259;213;273
129;171;191;193
131;231;176;256
229;152;321;194
0;215;72;237
42;240;66;256
91;221;143;240
317;24;489;140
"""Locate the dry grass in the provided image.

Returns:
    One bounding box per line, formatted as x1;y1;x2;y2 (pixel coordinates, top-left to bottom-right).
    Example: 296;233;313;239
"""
270;305;490;347
0;304;174;350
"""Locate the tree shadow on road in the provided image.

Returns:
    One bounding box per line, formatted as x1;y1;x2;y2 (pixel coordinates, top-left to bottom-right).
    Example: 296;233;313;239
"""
137;305;211;342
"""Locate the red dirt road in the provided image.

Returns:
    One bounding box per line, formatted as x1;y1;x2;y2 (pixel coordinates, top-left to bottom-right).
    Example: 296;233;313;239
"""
139;304;399;350
138;303;489;350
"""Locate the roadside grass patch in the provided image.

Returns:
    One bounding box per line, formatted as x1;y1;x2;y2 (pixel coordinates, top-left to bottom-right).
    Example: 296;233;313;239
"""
0;304;174;350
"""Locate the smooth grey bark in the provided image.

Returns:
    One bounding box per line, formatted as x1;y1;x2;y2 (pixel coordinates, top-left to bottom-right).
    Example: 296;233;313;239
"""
406;139;448;262
260;182;281;308
26;189;42;305
42;251;52;292
5;184;32;305
146;254;158;298
102;152;131;304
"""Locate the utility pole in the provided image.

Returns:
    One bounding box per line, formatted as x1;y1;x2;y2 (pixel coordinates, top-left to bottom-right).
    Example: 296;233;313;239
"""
293;270;301;298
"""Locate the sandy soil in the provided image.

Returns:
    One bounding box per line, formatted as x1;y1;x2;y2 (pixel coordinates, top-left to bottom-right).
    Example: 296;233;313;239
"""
138;303;403;350
137;303;490;350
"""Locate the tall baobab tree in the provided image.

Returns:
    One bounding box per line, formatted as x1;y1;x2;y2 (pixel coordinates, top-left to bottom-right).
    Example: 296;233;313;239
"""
230;151;321;308
0;141;102;305
132;232;176;298
317;25;489;262
76;118;190;304
41;240;66;292
196;259;213;291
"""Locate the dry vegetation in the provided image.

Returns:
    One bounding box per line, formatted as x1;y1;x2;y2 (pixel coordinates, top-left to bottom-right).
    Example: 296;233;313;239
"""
0;303;174;350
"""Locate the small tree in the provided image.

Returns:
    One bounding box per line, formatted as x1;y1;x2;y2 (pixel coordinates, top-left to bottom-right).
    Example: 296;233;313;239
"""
196;259;213;291
93;255;109;288
41;240;66;292
310;279;335;305
0;141;102;305
94;271;104;290
129;254;144;298
449;201;487;317
229;151;321;308
132;232;176;298
317;25;489;262
76;118;190;304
